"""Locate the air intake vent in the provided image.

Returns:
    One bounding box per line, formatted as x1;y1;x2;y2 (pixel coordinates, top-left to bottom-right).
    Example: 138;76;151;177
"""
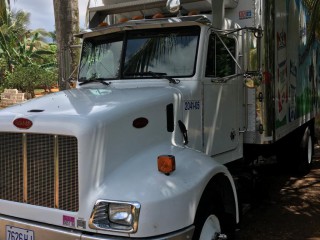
0;133;79;212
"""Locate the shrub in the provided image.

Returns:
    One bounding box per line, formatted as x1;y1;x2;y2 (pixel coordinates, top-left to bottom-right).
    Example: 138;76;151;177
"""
3;65;57;98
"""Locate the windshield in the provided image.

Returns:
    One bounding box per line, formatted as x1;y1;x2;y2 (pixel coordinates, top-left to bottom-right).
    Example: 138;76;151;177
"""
78;26;200;82
79;33;123;80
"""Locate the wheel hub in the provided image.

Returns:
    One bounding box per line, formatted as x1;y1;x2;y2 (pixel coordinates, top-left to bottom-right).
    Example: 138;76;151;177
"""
213;233;228;240
200;215;229;240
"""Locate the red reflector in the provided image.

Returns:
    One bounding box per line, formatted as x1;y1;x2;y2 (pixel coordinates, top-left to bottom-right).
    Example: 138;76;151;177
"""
133;117;149;129
13;118;33;129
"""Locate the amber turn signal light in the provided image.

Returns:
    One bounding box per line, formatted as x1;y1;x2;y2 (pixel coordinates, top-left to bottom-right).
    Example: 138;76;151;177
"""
157;155;176;175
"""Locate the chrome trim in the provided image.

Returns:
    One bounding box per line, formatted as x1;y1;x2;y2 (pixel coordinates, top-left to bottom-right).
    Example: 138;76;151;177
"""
0;214;195;240
54;135;59;209
89;199;141;233
22;133;27;203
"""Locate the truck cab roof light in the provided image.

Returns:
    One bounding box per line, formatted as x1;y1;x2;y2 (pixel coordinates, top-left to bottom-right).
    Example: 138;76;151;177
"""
98;22;108;27
188;10;200;16
158;155;176;175
118;17;129;23
152;13;165;19
132;15;144;20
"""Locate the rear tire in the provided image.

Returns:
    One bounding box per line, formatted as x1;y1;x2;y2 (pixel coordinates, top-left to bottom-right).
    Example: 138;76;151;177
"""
297;128;313;175
276;125;314;175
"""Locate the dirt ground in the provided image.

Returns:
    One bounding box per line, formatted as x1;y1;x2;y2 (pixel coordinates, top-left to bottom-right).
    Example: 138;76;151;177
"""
236;145;320;240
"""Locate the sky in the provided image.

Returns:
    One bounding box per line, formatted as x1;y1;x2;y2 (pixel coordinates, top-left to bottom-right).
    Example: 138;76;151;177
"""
11;0;88;32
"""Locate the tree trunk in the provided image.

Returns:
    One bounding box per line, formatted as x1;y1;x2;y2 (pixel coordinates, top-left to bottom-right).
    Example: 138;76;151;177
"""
53;0;79;90
0;0;10;25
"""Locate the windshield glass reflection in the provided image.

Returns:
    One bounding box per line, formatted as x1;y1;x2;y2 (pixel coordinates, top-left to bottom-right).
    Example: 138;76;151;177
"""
78;26;200;82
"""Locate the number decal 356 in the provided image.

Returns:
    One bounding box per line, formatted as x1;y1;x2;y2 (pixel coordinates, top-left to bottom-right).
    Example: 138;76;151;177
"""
184;101;200;110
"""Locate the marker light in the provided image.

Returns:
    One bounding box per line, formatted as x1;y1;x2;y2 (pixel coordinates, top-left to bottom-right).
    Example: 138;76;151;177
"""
158;155;176;175
152;13;165;19
188;10;200;16
98;22;108;27
118;17;129;23
133;117;149;129
132;15;143;20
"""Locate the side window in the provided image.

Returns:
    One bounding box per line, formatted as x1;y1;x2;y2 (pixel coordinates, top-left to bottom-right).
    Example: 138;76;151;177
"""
205;34;236;77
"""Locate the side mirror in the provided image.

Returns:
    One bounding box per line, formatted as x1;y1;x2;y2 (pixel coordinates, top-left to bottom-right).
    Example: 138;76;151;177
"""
166;0;181;13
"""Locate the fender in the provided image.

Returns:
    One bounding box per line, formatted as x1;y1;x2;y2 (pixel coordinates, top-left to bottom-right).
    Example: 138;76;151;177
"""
85;142;238;238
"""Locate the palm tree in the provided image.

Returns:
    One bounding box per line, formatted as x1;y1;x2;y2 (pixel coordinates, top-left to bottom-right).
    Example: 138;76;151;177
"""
0;2;55;68
53;0;80;90
0;9;30;71
0;1;58;95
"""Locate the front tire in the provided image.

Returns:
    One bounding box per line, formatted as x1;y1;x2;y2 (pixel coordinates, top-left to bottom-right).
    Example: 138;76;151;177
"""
193;191;235;240
199;214;223;240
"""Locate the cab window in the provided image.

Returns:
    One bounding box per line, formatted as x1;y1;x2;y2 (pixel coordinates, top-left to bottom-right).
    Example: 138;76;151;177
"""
205;34;236;77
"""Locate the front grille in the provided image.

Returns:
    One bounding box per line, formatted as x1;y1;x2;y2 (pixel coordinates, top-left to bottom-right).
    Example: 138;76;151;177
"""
0;133;79;212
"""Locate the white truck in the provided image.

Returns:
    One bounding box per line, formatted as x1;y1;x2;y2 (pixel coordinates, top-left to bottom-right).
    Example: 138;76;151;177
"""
0;0;319;239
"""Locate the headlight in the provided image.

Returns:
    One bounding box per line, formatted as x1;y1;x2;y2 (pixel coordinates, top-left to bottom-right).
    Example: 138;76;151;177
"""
89;200;141;233
109;203;133;226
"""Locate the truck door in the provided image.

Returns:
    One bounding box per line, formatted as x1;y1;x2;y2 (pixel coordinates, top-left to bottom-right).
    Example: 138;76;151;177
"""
203;33;243;159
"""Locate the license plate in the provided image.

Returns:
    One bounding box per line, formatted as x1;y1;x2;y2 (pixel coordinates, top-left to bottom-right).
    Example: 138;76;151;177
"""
6;225;34;240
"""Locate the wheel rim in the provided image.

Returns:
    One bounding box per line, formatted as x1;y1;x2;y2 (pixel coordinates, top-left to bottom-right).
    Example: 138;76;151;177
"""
307;135;312;165
199;214;221;240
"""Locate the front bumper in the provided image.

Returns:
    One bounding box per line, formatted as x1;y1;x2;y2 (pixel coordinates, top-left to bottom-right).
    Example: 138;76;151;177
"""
0;214;194;240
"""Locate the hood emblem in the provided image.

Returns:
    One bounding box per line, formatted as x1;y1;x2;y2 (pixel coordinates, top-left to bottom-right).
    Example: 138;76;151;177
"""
13;118;33;129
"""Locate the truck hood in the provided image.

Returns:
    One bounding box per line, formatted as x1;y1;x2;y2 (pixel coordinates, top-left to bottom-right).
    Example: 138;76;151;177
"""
0;85;181;135
2;86;172;116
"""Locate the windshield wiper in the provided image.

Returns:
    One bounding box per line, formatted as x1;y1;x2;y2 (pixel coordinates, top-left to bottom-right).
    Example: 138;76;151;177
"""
79;78;111;86
126;71;180;84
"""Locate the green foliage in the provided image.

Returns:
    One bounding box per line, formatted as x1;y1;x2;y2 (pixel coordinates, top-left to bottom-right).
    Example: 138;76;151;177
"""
0;0;11;27
3;65;57;98
0;4;59;98
0;30;56;68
